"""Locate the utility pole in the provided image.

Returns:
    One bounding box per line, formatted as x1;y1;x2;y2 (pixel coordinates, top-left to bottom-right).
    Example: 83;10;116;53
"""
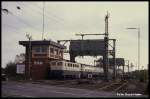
26;34;32;80
138;28;140;71
103;12;109;81
42;2;45;40
113;39;116;79
127;60;130;74
123;62;125;77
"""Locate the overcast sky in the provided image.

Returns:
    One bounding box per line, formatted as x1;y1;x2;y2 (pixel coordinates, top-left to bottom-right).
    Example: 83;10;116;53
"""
2;1;148;71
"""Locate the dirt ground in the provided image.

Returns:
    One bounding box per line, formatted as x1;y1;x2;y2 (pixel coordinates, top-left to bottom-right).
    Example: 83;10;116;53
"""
17;79;148;95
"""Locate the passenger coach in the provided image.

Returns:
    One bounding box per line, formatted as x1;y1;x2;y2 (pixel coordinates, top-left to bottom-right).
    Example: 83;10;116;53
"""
49;60;104;79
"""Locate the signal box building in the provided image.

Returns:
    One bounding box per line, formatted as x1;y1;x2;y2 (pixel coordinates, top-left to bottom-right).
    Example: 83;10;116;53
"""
19;40;66;80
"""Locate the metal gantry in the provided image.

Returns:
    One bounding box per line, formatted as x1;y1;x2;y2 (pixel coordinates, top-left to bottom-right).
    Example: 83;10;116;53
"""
58;12;117;81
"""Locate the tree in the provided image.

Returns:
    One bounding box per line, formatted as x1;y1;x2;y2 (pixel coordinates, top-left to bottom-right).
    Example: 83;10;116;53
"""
4;53;26;80
130;63;134;70
14;53;25;64
1;67;5;74
131;69;148;82
5;61;16;76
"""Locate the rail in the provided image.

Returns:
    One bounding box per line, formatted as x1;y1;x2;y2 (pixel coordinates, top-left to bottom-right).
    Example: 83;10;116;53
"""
98;80;128;92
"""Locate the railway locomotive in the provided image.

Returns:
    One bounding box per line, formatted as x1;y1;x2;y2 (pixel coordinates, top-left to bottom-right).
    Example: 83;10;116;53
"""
49;60;113;79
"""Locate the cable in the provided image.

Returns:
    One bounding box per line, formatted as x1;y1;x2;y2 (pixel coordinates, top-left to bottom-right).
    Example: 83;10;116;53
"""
18;2;64;27
32;3;65;22
31;3;73;29
12;14;40;33
18;2;74;30
2;23;21;31
2;23;23;33
2;8;41;33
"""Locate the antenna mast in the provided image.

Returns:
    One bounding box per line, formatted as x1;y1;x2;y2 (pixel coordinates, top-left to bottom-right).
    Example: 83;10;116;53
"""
42;2;45;40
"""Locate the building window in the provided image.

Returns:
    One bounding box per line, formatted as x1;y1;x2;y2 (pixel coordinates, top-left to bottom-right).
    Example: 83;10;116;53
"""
40;61;43;64
41;47;47;52
35;47;41;52
34;61;43;65
34;61;37;64
59;50;63;56
55;49;58;55
50;48;54;53
56;50;59;55
34;46;47;53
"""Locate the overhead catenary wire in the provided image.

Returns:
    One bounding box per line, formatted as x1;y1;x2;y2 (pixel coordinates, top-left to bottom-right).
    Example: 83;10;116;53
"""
2;23;34;40
32;3;102;30
31;3;75;29
17;2;66;28
32;3;66;23
2;9;41;34
17;2;97;31
2;3;70;41
2;23;26;33
2;24;22;35
12;14;40;33
23;2;65;24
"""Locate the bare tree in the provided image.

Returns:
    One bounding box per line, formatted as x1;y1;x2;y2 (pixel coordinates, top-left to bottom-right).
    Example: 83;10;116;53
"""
14;53;25;64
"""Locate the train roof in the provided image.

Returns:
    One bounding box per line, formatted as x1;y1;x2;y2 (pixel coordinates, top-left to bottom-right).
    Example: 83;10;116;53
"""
50;60;99;67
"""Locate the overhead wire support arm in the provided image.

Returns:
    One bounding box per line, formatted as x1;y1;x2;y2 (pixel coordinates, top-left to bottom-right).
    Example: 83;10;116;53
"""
75;33;106;40
75;33;106;36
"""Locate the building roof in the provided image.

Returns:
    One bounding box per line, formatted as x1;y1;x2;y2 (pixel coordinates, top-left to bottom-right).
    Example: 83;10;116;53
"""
19;40;66;49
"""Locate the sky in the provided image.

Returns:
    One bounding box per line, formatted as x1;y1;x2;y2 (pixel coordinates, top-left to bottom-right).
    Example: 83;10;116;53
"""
2;1;149;72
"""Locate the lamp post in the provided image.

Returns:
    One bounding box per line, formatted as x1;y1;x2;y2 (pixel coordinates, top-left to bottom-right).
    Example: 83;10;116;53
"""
126;28;140;71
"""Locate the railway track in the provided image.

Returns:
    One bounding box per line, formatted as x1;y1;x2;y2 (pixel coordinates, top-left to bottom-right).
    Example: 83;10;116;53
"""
20;79;129;93
98;80;128;92
122;80;147;94
16;79;147;96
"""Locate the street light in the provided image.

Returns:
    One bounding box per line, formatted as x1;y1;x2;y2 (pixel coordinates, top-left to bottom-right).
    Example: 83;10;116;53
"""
126;27;140;71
